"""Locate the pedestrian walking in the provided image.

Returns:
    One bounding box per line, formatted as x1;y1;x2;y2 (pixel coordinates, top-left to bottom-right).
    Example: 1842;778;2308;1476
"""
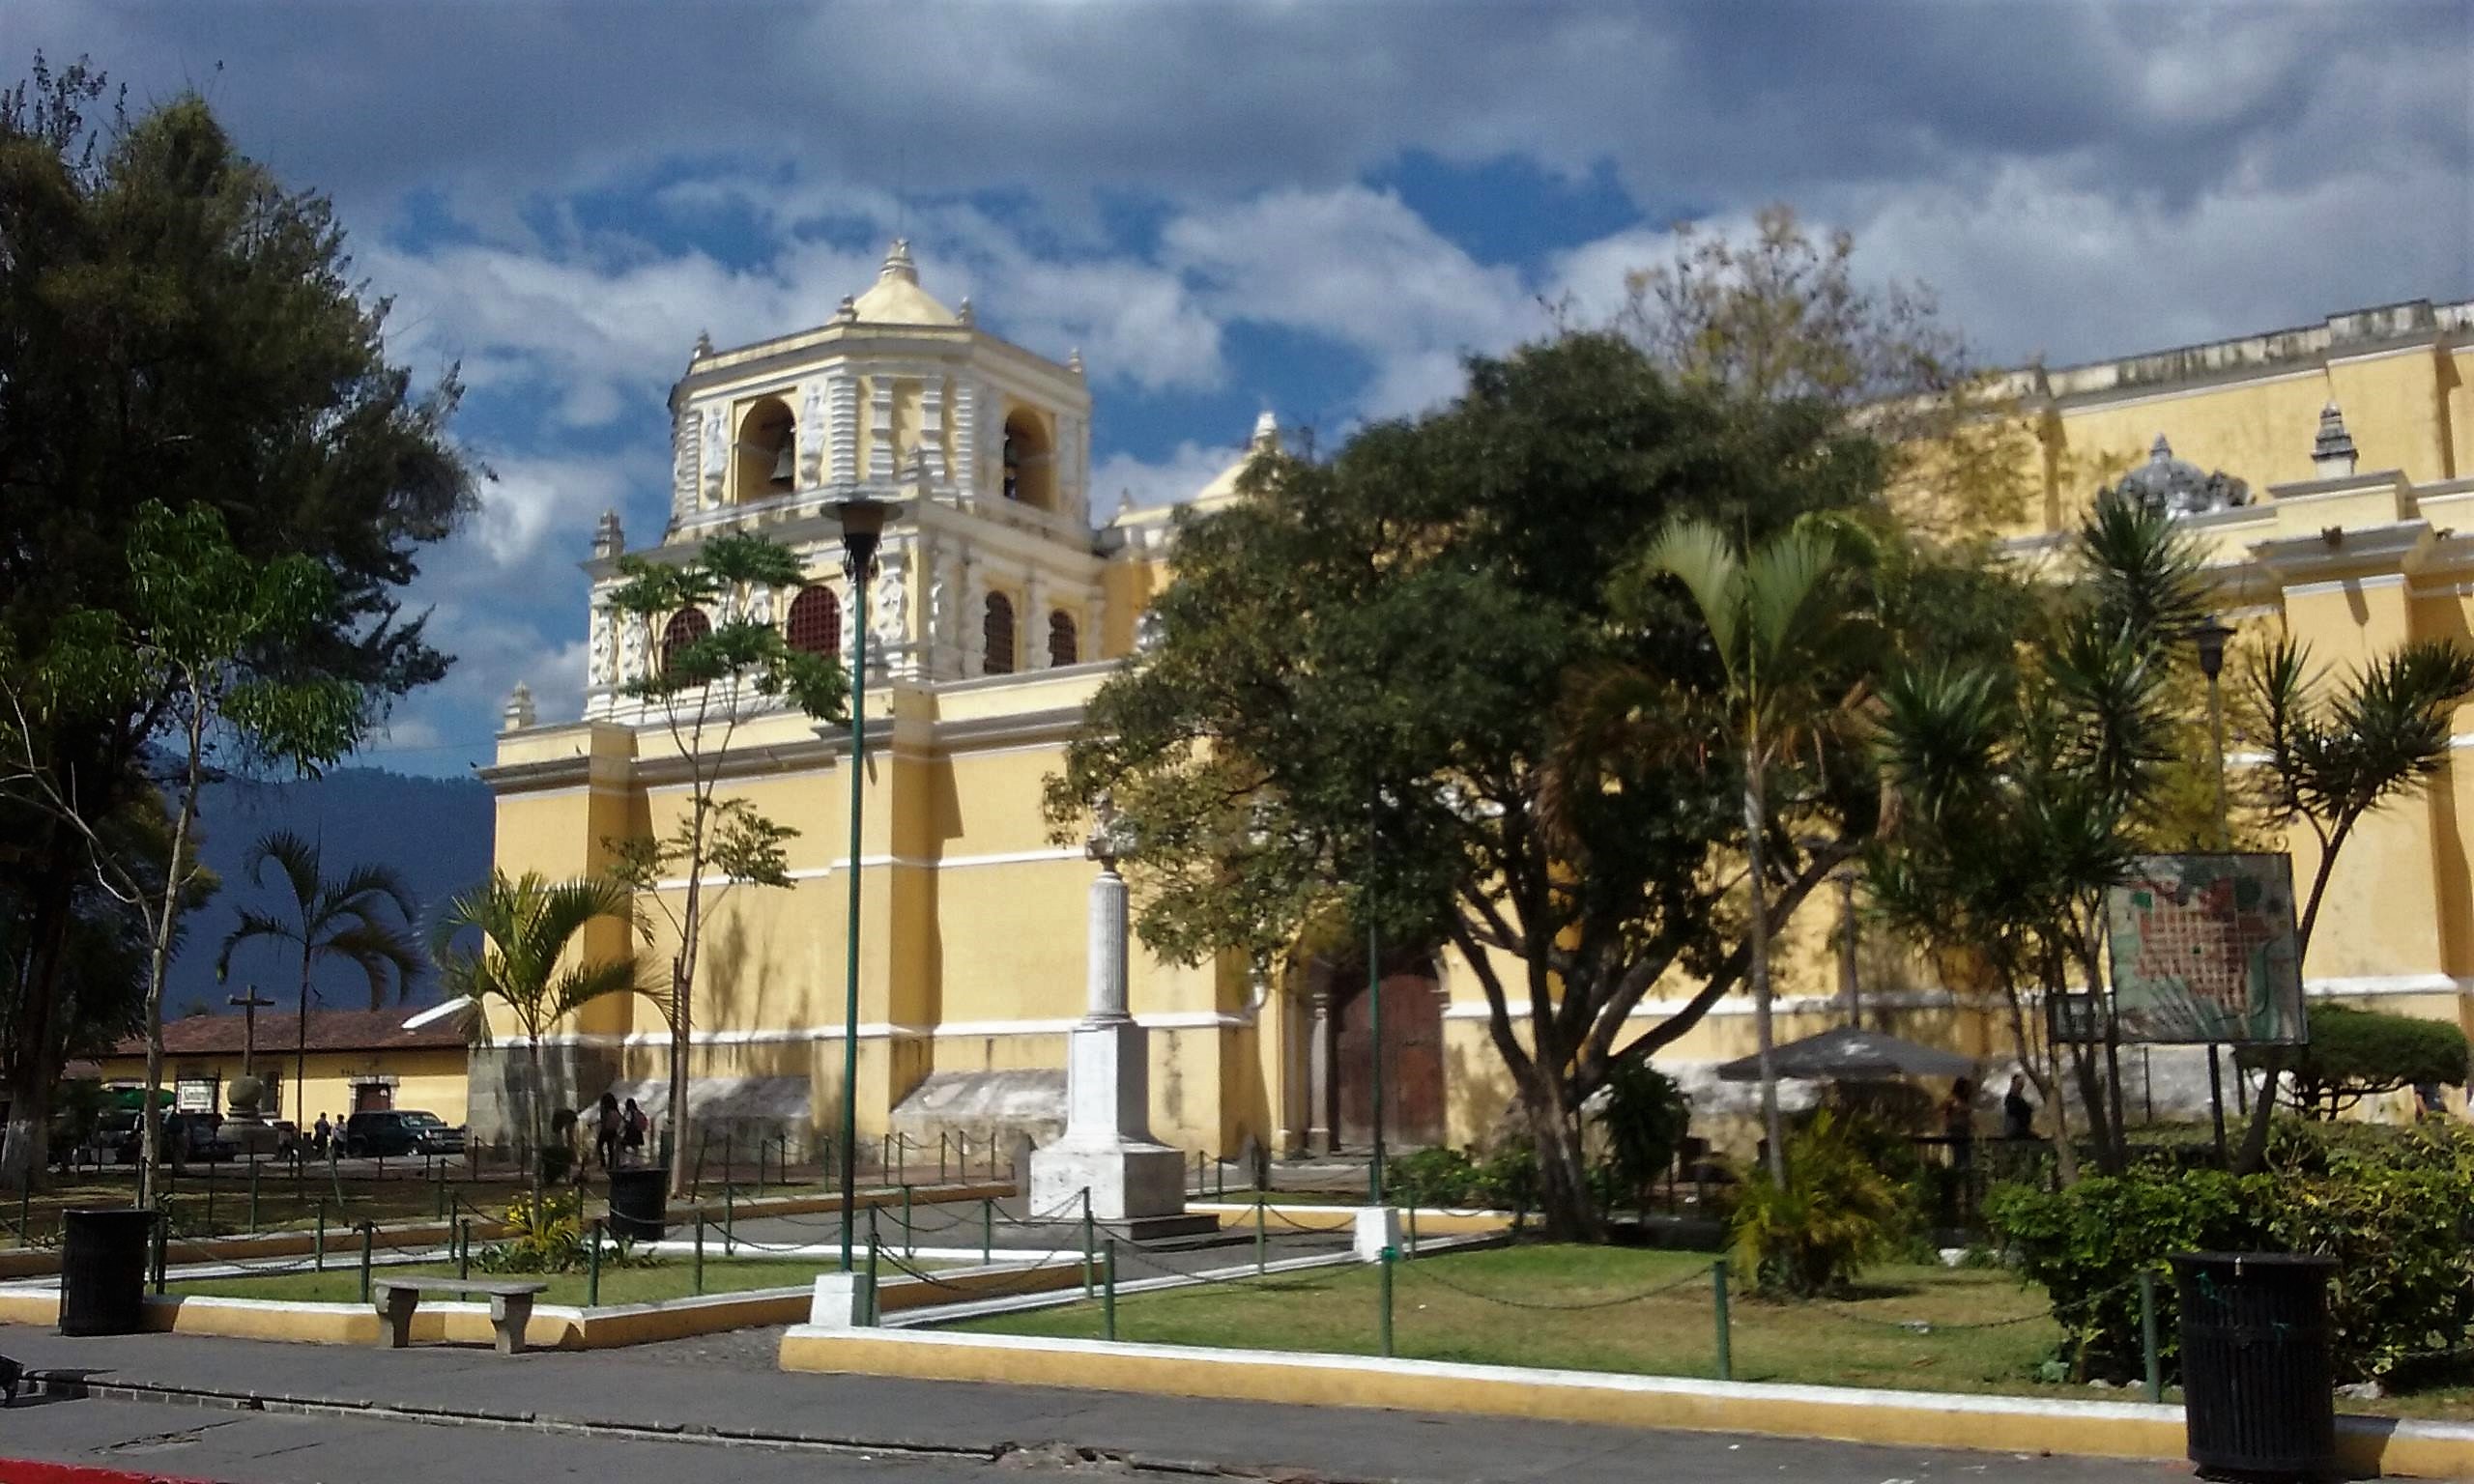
1941;1077;1976;1170
313;1112;331;1156
621;1098;647;1163
594;1092;621;1170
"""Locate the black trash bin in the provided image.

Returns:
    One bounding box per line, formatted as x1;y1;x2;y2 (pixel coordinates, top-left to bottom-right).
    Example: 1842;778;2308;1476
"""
607;1165;668;1243
2172;1251;2339;1481
60;1208;159;1336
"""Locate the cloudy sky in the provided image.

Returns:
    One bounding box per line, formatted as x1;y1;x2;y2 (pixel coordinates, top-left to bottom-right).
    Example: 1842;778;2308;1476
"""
13;1;2469;777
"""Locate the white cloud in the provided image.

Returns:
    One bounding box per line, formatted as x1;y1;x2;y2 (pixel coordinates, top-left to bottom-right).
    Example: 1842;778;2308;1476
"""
1091;438;1254;514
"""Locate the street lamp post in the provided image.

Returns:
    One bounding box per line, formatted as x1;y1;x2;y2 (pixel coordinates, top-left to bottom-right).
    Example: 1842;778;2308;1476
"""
2189;615;2237;1164
830;497;888;1275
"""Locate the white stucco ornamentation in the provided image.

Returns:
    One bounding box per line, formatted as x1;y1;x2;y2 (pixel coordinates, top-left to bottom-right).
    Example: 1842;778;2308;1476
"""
827;372;858;486
871;552;908;653
671;409;699;526
868;376;896;482
798;383;825;487
618;612;649;686
588;604;614;689
701;407;728;505
919;377;948;485
748;581;774;627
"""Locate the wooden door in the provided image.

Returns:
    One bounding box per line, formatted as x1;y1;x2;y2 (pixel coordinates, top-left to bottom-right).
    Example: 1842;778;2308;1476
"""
354;1082;392;1112
1335;963;1446;1149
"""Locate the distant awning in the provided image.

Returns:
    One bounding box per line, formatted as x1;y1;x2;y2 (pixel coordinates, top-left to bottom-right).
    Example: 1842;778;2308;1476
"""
1713;1026;1977;1083
599;1076;811;1125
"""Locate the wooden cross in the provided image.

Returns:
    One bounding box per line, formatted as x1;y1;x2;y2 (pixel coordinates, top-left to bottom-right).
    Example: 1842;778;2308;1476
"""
227;987;278;1080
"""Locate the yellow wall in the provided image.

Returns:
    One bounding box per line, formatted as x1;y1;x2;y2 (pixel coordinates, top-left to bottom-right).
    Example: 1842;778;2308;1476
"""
95;1047;471;1127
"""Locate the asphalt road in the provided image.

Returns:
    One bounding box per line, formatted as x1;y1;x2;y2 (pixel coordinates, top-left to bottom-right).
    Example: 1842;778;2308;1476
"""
0;1327;2189;1484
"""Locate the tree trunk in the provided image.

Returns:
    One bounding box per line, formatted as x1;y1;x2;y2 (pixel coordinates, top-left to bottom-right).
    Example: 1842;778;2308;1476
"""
666;834;704;1199
0;863;73;1192
1522;1079;1598;1241
139;713;206;1211
1743;755;1786;1184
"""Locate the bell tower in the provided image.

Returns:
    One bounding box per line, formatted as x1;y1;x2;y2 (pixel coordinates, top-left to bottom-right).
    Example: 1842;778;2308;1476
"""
581;242;1106;718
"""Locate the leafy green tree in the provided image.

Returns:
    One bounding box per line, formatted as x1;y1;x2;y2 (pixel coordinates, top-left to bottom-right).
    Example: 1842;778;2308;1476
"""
1616;204;2049;544
0;59;475;1185
1868;494;2207;1179
435;871;642;1214
1049;332;1891;1239
1;501;362;1204
601;530;848;1194
2226;636;2474;1166
1639;515;1877;1180
213;830;423;1129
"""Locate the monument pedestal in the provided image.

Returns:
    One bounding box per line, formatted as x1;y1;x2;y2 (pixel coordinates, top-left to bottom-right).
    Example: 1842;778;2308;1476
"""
1024;832;1221;1244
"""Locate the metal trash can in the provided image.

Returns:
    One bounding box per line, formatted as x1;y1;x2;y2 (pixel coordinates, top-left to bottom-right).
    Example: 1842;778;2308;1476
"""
607;1165;668;1243
60;1208;159;1336
2171;1251;2339;1481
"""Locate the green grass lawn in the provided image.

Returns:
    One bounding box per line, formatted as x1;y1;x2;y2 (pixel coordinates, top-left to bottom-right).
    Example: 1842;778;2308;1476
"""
961;1243;2070;1399
170;1257;862;1308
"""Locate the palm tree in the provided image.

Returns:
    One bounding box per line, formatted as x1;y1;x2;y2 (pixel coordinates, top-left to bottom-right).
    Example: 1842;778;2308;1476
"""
2227;634;2474;1169
1645;514;1873;1181
434;870;642;1213
214;830;423;1131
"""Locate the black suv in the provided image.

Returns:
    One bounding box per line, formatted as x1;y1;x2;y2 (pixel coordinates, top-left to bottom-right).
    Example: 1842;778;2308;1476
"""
341;1109;465;1157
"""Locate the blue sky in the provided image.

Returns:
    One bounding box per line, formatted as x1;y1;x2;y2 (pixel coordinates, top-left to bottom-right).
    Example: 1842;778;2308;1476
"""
13;1;2470;777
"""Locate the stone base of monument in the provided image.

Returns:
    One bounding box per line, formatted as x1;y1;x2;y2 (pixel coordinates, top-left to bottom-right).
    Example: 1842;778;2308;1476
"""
1026;1141;1227;1244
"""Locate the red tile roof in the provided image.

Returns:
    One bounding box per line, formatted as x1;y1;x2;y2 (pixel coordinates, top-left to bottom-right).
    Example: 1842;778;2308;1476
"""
109;1008;469;1059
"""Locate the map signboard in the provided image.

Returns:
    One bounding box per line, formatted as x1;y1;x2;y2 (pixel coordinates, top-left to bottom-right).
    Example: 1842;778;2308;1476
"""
2105;852;2306;1045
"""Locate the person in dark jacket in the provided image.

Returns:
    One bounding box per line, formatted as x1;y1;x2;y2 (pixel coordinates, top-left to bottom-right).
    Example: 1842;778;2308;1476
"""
2003;1074;2036;1140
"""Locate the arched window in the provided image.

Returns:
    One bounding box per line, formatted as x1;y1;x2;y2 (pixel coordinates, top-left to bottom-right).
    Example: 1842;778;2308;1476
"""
983;593;1016;676
1000;409;1053;509
785;585;841;656
661;608;712;682
1047;610;1079;667
734;397;796;502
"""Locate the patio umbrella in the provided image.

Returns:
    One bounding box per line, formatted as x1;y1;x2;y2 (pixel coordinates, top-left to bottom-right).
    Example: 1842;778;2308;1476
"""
1712;1025;1977;1083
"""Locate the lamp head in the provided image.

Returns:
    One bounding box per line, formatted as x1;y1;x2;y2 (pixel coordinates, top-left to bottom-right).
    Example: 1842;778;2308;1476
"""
832;497;890;575
2190;616;2234;682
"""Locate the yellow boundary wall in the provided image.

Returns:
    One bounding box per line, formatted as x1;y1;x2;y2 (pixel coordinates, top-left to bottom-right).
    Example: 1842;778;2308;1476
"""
0;1181;1013;1281
774;1327;2474;1480
0;1242;1078;1352
1190;1202;1512;1237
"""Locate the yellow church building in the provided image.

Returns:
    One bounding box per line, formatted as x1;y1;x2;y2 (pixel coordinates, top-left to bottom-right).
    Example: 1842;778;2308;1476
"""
480;241;2474;1161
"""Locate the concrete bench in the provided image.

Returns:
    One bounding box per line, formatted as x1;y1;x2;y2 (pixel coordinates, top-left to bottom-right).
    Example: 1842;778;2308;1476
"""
372;1276;550;1356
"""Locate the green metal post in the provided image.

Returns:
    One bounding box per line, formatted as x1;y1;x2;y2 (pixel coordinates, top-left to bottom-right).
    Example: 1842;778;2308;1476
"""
864;1231;880;1327
248;1161;261;1233
314;1201;327;1271
1712;1260;1733;1382
939;1132;949;1184
902;1184;914;1257
1369;909;1385;1204
15;1183;28;1250
867;1203;879;1275
694;1213;705;1295
1080;1188;1095;1297
205;1161;216;1233
458;1219;471;1281
1103;1239;1118;1342
837;546;874;1276
981;1196;992;1265
2139;1271;2163;1403
435;1164;446;1221
151;1209;167;1295
1378;1245;1395;1357
588;1219;602;1307
1254;1195;1266;1275
358;1223;373;1304
1405;1202;1418;1258
724;1184;736;1255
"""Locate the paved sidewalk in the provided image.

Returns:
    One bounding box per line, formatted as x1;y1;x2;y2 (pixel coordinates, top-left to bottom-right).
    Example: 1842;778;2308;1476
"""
0;1325;2176;1482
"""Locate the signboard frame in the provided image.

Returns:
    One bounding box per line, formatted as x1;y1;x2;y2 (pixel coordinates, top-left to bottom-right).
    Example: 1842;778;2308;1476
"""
2105;851;2307;1047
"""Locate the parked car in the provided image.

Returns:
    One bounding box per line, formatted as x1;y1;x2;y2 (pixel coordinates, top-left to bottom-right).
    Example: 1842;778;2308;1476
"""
342;1109;465;1157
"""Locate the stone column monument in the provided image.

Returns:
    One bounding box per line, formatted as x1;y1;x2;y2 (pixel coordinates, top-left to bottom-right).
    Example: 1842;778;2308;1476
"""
1028;798;1215;1239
